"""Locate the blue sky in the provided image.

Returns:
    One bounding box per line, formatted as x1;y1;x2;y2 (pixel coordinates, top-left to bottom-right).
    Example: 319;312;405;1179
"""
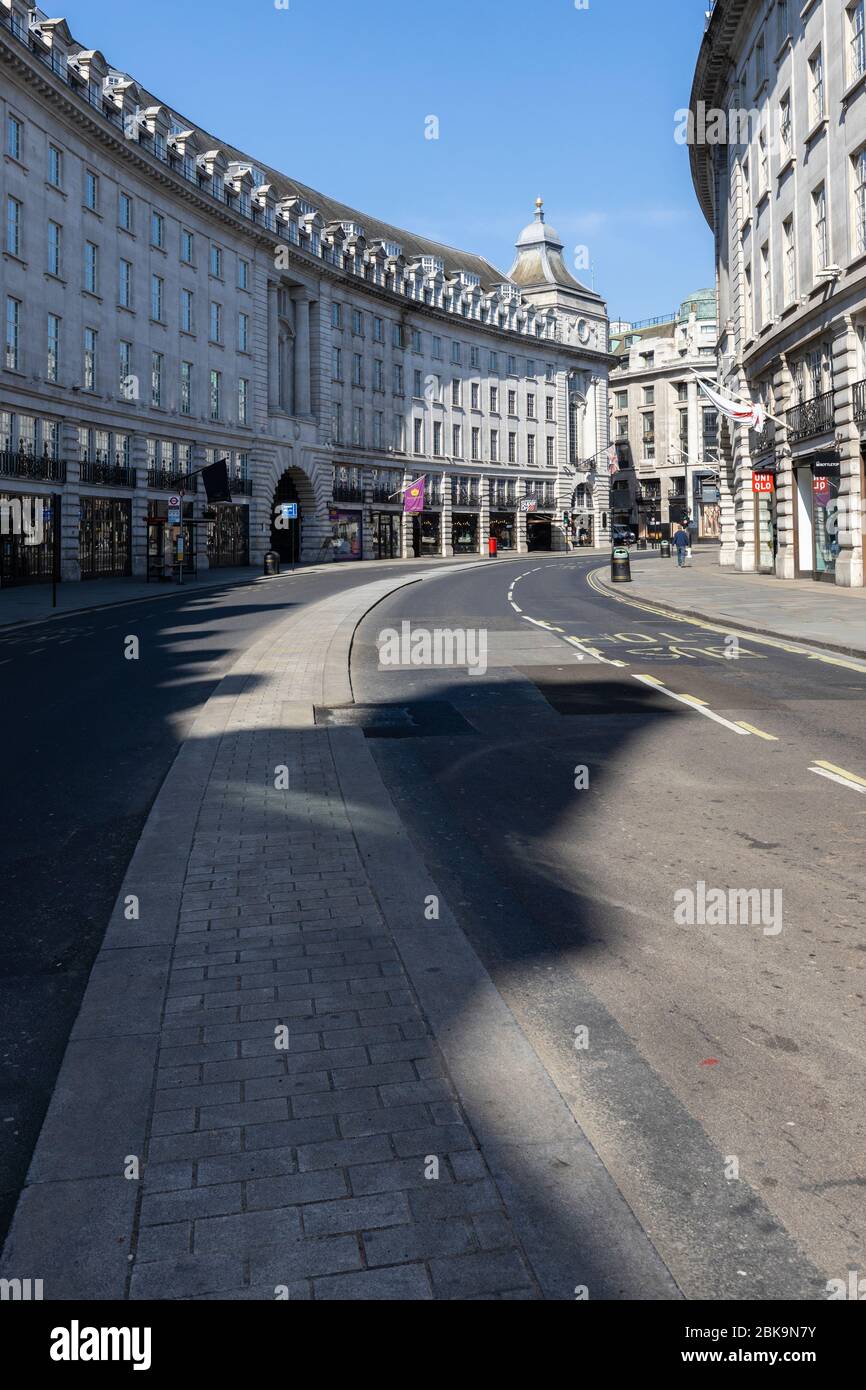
59;0;714;321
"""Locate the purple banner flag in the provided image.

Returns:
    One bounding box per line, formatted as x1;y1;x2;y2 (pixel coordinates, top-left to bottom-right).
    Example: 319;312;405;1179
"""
404;478;425;514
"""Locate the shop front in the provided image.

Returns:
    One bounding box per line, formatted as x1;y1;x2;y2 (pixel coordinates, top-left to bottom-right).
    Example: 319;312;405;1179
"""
207;503;249;568
371;511;401;559
0;491;55;586
794;454;840;582
751;467;777;575
452;513;479;555
412;512;440;557
327;506;362;561
81;496;133;580
489;512;516;551
526;513;553;551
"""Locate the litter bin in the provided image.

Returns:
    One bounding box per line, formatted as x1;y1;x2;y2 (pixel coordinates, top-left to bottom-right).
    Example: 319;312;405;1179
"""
488;536;498;558
660;539;671;559
610;546;632;583
264;550;281;575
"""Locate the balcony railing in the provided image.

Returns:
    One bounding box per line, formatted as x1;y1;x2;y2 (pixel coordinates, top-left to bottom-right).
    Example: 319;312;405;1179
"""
787;390;833;443
371;472;402;503
420;479;443;507
0;448;66;482
490;483;519;507
147;468;197;492
854;378;866;423
749;421;775;457
80;459;136;488
333;481;364;503
451;480;480;507
525;486;556;510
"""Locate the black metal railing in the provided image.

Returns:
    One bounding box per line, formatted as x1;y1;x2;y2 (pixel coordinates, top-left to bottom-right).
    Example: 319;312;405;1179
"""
787;390;833;442
80;459;136;488
490;483;519;507
853;378;866;423
525;485;556;509
451;480;480;507
420;480;443;507
749;421;775;456
372;481;400;503
0;448;66;482
333;482;364;503
147;468;197;492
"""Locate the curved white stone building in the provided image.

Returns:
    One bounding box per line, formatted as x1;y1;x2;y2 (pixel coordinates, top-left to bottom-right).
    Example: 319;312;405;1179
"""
0;0;612;585
690;0;866;586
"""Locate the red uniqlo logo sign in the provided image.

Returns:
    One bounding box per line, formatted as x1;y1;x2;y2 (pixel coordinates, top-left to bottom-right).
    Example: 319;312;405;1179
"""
752;472;775;494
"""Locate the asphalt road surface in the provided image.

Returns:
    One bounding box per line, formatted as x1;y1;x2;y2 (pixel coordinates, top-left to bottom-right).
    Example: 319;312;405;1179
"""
0;561;444;1248
350;551;866;1300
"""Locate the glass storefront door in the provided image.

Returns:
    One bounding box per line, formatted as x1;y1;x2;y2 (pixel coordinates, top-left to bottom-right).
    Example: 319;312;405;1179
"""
207;504;249;568
372;512;401;559
489;513;515;550
813;473;840;580
412;514;440;557
327;507;362;560
755;492;777;574
452;513;478;554
527;516;552;551
0;492;54;585
80;496;132;579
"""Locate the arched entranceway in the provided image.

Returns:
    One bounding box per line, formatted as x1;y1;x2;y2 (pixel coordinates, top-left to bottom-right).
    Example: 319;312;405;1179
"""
270;472;301;565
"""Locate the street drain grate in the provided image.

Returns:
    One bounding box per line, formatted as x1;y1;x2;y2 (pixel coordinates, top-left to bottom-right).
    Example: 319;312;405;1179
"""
315;702;476;738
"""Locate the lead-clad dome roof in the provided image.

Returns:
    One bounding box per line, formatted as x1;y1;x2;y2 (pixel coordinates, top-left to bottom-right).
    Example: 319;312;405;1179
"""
508;199;590;293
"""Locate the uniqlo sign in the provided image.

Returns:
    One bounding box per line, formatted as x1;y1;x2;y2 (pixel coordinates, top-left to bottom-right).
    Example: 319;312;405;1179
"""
752;472;775;494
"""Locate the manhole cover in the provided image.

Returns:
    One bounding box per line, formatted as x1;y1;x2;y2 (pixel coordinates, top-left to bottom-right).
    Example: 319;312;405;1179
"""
315;702;476;738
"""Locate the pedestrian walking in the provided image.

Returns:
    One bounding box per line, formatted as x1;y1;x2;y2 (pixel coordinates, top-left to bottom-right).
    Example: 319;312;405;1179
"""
672;528;689;568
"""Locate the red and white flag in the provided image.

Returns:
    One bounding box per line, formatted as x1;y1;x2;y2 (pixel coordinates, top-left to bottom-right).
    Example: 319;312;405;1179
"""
695;376;765;433
607;445;619;475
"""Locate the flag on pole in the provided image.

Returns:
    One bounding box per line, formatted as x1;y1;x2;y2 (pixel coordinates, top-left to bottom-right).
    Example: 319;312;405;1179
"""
403;478;425;514
607;445;620;476
201;457;232;503
694;375;765;433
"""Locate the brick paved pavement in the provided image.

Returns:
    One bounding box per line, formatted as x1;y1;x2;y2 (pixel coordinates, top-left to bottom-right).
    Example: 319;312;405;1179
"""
1;566;676;1300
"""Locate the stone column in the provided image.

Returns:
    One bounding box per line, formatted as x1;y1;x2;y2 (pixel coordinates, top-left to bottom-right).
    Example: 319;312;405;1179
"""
733;403;756;572
190;441;209;573
362;467;375;561
833;316;864;588
441;476;453;556
515;502;528;553
774;355;796;581
268;283;280;412
717;416;737;566
479;475;490;555
130;428;149;579
294;292;312;417
60;419;82;582
400;471;413;558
